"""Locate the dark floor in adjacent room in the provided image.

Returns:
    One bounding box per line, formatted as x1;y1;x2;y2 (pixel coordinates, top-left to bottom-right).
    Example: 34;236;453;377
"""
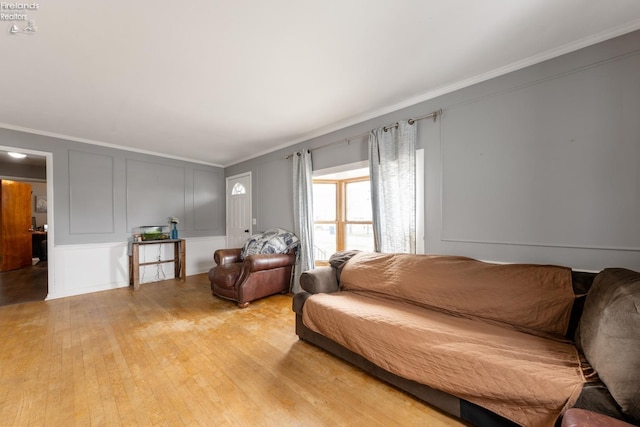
0;261;48;306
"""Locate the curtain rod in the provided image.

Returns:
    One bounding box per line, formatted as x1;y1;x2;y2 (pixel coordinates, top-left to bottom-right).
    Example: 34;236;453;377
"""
284;109;442;159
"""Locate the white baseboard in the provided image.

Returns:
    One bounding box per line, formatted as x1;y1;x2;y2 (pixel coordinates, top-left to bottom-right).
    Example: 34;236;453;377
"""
47;236;227;300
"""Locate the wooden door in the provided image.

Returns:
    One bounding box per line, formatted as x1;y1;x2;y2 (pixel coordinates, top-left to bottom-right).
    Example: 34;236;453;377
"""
226;173;252;248
0;180;33;272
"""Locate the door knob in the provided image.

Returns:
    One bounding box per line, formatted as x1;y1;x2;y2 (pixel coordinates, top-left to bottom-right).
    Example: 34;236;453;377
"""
244;229;250;233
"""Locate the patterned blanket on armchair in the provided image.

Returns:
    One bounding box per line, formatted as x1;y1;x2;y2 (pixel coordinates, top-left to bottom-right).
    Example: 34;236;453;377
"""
241;228;299;259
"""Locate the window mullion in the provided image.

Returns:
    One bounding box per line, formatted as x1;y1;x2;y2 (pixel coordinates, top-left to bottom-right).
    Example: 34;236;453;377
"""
337;181;345;251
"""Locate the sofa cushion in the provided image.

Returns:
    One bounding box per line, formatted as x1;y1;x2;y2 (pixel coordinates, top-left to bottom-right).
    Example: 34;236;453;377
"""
303;291;584;427
328;250;360;281
576;268;640;422
339;252;575;336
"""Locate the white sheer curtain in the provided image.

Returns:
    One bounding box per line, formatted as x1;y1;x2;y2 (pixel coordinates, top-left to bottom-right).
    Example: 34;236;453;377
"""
369;121;416;253
292;150;315;293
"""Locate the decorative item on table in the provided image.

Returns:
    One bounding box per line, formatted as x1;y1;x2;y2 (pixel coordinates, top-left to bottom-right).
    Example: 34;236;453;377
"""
169;216;179;239
139;225;170;241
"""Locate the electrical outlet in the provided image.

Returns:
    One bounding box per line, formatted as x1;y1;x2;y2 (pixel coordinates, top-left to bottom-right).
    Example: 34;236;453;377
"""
252;218;257;225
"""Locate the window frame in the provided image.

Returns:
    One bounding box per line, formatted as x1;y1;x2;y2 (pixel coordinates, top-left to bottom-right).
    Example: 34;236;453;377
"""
313;176;372;266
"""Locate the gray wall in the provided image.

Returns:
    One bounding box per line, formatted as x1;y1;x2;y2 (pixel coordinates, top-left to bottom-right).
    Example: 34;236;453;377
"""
30;181;47;228
226;30;640;272
0;130;225;245
0;159;46;180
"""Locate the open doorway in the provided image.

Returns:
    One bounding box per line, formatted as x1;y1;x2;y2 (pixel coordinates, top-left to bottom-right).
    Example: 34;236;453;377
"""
0;148;49;305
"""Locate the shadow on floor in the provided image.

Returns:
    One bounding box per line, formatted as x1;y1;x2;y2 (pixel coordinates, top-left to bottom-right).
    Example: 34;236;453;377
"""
0;261;48;306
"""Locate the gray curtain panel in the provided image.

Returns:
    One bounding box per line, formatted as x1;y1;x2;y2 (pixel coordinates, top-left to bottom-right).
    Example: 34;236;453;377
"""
292;150;315;293
369;121;416;253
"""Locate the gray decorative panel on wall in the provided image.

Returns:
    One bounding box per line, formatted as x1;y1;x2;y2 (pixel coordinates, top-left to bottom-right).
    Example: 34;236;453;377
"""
126;160;185;231
441;53;640;250
69;150;114;234
257;159;294;232
193;169;221;230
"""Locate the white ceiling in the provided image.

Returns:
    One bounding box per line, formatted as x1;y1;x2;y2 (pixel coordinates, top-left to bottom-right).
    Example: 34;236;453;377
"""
2;1;640;167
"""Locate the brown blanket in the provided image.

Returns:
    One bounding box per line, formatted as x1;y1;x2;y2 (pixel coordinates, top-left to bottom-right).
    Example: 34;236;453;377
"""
303;254;585;426
303;292;585;427
339;253;575;337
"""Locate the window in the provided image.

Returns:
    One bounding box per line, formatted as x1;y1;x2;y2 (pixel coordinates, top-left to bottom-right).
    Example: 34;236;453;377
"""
231;182;246;195
313;177;374;265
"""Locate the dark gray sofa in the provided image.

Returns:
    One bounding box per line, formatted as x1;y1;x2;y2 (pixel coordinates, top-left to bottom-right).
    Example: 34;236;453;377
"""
292;253;640;427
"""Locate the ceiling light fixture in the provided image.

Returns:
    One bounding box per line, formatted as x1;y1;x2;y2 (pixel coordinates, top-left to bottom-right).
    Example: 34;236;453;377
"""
8;152;27;159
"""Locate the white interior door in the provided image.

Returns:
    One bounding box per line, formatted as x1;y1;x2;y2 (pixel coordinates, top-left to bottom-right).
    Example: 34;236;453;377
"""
226;173;252;248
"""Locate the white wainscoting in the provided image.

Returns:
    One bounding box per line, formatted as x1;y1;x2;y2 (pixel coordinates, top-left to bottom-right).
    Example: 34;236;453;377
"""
47;236;226;300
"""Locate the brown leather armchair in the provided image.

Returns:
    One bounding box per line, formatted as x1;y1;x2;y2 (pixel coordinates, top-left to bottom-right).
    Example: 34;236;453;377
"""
208;248;296;308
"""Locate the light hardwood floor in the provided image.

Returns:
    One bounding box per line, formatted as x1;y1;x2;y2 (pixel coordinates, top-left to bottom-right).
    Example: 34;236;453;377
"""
0;273;468;426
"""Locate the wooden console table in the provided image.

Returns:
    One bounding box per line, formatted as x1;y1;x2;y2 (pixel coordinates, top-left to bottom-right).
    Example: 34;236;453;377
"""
129;239;186;290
